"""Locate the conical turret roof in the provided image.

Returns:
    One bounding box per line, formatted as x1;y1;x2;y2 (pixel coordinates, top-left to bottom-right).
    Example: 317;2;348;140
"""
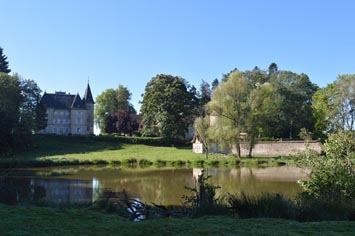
84;83;94;104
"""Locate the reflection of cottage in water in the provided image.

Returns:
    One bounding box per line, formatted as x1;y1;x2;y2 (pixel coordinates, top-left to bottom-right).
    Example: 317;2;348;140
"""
30;179;94;204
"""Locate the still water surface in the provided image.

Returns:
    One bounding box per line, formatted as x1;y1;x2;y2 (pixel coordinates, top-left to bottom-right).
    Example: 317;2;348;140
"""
0;166;307;205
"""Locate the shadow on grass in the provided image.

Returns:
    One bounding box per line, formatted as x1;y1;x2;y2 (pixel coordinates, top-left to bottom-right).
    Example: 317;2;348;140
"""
0;134;194;168
31;135;123;155
0;135;124;167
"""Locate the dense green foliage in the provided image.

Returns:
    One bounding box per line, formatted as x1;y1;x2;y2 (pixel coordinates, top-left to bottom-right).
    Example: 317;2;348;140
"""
0;73;46;152
0;73;21;151
140;74;198;139
197;80;212;115
193;116;211;158
312;74;355;135
207;71;251;157
95;85;136;134
0;47;11;73
204;64;318;156
272;71;318;138
300;130;355;203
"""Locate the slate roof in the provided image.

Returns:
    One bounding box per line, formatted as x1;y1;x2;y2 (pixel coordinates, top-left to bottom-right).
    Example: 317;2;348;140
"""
83;83;94;104
41;92;86;109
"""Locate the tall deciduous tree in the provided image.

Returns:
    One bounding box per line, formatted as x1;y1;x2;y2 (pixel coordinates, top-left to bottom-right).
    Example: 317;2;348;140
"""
0;47;11;74
13;79;47;148
206;64;317;157
140;74;198;140
112;110;140;136
207;71;251;157
268;70;318;138
20;79;47;131
313;74;355;134
247;82;281;156
0;73;21;150
0;73;46;151
194;116;211;159
95;85;136;133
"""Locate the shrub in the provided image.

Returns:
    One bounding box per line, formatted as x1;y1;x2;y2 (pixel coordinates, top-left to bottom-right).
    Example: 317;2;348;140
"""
299;158;355;202
182;169;227;217
324;130;355;159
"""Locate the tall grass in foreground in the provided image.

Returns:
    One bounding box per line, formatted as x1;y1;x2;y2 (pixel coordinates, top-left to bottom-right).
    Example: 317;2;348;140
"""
92;190;355;222
228;193;355;221
91;169;355;222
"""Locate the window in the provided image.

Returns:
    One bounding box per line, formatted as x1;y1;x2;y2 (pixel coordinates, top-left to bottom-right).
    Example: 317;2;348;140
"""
53;128;57;133
77;128;81;133
53;119;56;124
60;111;63;115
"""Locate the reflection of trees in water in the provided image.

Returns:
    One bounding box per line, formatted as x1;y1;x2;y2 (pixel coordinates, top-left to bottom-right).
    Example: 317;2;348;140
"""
32;179;92;204
97;169;194;205
0;177;93;205
207;167;305;198
0;166;307;206
0;177;31;204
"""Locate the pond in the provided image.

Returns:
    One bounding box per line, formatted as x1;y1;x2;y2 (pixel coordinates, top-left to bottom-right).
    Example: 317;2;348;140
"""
0;166;308;206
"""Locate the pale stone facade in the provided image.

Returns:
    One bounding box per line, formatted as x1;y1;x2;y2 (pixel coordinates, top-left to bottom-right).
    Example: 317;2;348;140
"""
192;136;203;154
192;139;322;156
38;83;95;135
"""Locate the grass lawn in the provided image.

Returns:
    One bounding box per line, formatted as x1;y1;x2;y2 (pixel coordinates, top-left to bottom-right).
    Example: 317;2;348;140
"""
1;204;354;236
0;135;294;168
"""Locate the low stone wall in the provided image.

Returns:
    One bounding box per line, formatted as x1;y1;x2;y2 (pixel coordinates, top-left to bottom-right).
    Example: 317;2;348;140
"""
193;140;322;156
239;141;322;156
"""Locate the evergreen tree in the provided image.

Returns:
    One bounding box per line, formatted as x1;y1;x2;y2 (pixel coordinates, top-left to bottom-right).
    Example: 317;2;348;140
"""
0;47;11;74
198;80;212;115
211;78;219;90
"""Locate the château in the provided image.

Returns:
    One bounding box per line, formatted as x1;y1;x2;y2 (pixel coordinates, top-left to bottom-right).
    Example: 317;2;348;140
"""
39;83;95;135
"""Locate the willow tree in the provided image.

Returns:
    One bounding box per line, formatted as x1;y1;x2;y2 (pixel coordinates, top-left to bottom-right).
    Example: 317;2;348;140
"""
194;116;211;159
207;71;251;157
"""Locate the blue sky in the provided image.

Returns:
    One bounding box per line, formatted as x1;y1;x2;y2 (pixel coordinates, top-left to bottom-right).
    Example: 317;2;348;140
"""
1;0;355;112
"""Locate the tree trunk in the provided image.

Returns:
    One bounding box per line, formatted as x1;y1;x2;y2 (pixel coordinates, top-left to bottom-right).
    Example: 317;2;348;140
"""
248;133;254;158
235;138;241;158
